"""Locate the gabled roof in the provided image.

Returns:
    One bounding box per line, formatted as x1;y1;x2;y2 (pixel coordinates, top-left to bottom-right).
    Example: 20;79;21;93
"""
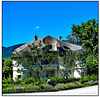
14;35;85;53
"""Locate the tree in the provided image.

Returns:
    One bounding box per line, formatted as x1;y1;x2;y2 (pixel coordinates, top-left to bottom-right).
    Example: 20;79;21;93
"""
86;52;98;75
66;35;76;44
66;19;98;75
66;19;98;53
2;57;13;78
81;19;98;53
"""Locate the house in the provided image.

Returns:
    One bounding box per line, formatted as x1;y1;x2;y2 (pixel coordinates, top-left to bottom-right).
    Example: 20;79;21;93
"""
12;35;86;80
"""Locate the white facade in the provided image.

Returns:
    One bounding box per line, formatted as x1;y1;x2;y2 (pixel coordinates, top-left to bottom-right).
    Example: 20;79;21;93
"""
74;70;81;78
13;60;23;80
12;60;86;80
12;36;86;80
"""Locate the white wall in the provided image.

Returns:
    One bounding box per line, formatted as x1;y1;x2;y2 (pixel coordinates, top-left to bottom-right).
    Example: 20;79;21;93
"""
12;59;86;80
74;70;81;78
13;60;23;80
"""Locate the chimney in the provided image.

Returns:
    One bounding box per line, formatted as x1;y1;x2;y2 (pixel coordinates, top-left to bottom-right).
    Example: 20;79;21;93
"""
59;36;62;40
34;34;38;41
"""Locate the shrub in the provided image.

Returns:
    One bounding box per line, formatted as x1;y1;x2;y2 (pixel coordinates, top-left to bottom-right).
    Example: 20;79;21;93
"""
39;78;47;84
90;74;98;81
3;88;8;93
54;84;67;91
66;83;82;89
68;77;75;82
79;77;84;83
86;53;98;75
20;81;25;85
84;75;91;82
43;84;54;92
72;84;82;88
68;76;80;82
32;85;40;90
93;81;98;85
2;84;10;88
56;75;66;83
79;75;90;83
3;75;14;84
14;77;21;84
79;74;98;84
44;78;48;82
34;81;40;85
83;80;98;87
49;77;57;85
15;88;25;93
24;77;35;84
3;87;15;93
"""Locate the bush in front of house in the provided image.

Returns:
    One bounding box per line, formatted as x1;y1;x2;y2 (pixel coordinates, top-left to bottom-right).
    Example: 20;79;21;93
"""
42;84;54;92
2;75;15;89
26;85;40;92
24;77;47;85
68;76;80;82
48;77;57;86
83;80;98;87
79;74;98;84
3;75;14;84
2;74;98;94
54;83;67;91
2;84;9;88
90;74;98;81
3;80;98;93
55;75;66;83
14;88;25;93
66;82;83;89
24;77;35;84
3;88;14;93
20;81;25;85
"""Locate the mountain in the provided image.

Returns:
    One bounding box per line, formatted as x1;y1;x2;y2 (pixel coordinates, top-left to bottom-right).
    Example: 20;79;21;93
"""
2;43;25;58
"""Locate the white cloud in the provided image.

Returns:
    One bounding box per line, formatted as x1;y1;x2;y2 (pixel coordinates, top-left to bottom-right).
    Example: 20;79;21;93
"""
35;26;39;29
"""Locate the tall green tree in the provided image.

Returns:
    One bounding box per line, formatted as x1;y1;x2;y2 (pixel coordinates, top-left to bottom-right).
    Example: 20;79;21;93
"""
2;57;13;78
66;19;98;75
81;19;98;53
66;19;98;53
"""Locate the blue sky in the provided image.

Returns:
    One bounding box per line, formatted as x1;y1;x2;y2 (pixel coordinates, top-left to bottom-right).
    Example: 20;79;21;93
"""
2;1;98;47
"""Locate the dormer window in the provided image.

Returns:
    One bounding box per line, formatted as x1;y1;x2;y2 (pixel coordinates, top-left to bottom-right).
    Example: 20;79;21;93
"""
63;46;70;50
48;45;52;49
57;47;60;51
18;75;21;79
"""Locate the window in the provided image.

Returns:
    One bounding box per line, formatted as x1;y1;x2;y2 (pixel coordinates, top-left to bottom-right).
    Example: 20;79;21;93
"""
48;45;52;49
18;75;21;79
42;60;49;65
46;71;55;78
59;47;66;57
57;47;60;50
